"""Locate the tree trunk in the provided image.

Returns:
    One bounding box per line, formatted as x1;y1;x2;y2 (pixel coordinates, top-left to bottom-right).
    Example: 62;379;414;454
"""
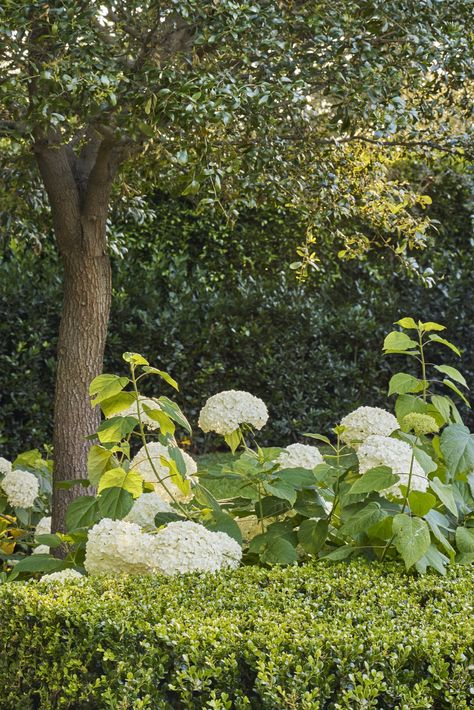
34;135;122;533
52;244;112;531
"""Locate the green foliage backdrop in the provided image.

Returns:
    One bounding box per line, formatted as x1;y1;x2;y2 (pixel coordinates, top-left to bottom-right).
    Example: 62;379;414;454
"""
0;163;472;456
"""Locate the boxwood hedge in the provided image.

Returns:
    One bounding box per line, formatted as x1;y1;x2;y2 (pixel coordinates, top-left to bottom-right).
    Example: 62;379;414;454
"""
0;561;473;709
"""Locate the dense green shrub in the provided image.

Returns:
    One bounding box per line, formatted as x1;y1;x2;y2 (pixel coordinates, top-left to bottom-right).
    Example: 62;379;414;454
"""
0;561;472;709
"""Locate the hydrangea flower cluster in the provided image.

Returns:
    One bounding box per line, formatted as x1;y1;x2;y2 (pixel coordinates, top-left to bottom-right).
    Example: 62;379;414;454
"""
340;406;399;449
119;396;163;430
403;413;439;436
124;492;173;528
130;442;197;502
0;469;39;508
84;518;242;577
198;390;268;435
40;569;83;583
276;443;324;470
84;518;160;576
0;457;12;475
152;521;242;575
357;435;428;497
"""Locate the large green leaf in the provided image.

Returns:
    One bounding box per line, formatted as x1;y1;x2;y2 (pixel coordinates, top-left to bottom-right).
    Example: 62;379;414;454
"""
428;335;461;357
249;533;297;565
408;490;436;517
383;331;418;353
98;487;134;520
98;467;143;498
89;374;129;405
393;514;431;569
141;366;179;390
204;510;243;543
66;496;100;532
97;415;138;444
99;391;136;418
142;405;175;435
415;544;449;575
434;364;468;389
87;445;115;485
455;526;474;554
298;519;328;555
263;480;297;505
293;489;327;518
430;477;458;517
340;502;385;536
275;468;318;488
388;373;425;396
157;396;192;434
9;555;69;580
348;466;399;495
255;495;291;519
440;424;474;476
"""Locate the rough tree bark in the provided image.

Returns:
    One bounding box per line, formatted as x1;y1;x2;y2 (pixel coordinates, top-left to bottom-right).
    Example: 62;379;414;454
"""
35;134;122;532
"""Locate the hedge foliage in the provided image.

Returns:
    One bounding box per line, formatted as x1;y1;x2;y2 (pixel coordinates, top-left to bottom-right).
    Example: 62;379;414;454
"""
0;561;473;709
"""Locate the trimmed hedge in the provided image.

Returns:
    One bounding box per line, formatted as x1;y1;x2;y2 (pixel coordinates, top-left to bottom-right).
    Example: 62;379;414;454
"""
0;562;473;709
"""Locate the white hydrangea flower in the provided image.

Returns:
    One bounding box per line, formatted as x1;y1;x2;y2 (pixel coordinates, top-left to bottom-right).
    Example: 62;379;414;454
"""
198;390;268;435
35;515;52;539
340;406;399;449
152;521;242;575
118;396;163;430
276;443;324;470
40;569;83;583
130;442;197;503
33;544;50;555
84;518;161;576
0;457;12;476
0;469;39;508
357;435;428;497
124;492;173;528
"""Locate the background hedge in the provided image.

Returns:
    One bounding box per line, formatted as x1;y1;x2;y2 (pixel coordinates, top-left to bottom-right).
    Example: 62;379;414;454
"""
1;160;473;455
0;561;473;709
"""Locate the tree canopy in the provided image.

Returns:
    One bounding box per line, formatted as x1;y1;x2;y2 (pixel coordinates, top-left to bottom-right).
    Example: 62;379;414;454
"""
2;1;472;265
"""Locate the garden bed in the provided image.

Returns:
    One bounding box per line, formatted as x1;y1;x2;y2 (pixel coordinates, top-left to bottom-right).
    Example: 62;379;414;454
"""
1;561;473;709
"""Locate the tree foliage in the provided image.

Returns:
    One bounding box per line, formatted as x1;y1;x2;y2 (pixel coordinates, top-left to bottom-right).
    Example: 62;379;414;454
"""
1;0;472;260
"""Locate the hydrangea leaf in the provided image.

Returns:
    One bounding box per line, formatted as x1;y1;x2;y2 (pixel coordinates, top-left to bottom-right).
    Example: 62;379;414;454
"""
339;502;385;536
434;365;468;389
388;373;425;396
97;416;139;444
298;519;328;555
349;466;399;495
420;321;446;332
87;445;115;485
122;353;149;366
158;397;192;434
415;544;449;575
428;335;461;357
383;331;418;353
395;317;418;330
89;374;129;405
99;392;136;418
142;405;175;436
455;526;474;554
393;514;431;569
98;487;134;520
98;467;143;499
66;496;100;532
440;424;474;476
142;366;179;391
408;490;436;517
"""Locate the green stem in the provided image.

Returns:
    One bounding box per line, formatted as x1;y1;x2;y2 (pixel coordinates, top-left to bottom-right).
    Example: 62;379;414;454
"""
419;329;428;402
130;365;191;519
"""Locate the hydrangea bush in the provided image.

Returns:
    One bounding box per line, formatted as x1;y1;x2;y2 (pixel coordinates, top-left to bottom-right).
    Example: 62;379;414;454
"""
3;317;474;581
0;449;52;579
